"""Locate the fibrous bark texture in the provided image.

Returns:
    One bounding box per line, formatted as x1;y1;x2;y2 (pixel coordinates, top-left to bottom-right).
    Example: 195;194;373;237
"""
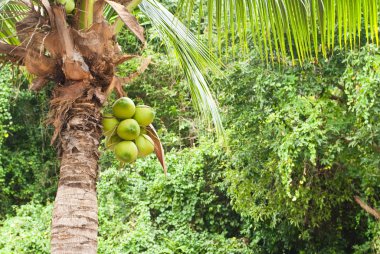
51;98;102;254
46;4;121;252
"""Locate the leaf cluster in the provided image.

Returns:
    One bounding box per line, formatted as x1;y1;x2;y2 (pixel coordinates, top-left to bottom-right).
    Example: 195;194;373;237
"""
218;45;380;253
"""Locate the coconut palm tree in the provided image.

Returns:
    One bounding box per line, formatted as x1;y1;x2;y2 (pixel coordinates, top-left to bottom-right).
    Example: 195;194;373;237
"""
0;0;378;253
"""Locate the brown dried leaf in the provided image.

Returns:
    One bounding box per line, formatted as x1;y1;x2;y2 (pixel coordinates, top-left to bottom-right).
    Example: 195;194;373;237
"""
44;31;63;57
106;0;145;45
52;81;91;102
146;124;167;175
71;29;104;57
138;56;151;72
25;50;56;77
114;80;125;97
63;57;91;81
94;87;106;103
41;0;55;25
113;54;139;65
30;77;48;91
93;0;106;24
52;6;74;58
0;41;26;58
120;56;151;84
16;11;47;46
106;76;125;98
71;22;114;59
0;41;26;63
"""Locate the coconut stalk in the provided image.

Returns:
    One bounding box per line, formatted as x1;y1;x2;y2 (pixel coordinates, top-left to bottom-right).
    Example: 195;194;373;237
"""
79;0;95;29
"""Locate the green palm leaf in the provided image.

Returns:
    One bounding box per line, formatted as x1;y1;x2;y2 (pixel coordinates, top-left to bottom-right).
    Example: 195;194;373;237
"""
140;0;224;136
0;0;30;45
176;0;380;64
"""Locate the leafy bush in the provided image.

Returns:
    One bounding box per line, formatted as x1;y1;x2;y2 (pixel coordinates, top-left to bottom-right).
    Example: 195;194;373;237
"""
0;81;58;217
0;66;13;148
0;143;251;253
218;46;380;253
0;203;52;254
98;141;250;253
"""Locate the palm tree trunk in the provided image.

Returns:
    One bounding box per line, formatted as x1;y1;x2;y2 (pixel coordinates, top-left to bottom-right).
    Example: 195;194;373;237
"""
51;97;102;254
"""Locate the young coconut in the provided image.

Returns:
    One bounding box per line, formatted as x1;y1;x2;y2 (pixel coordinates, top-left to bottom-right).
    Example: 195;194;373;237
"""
133;105;155;127
105;135;123;150
114;141;138;163
135;134;155;157
57;0;75;13
117;119;140;140
112;97;136;119
102;113;119;136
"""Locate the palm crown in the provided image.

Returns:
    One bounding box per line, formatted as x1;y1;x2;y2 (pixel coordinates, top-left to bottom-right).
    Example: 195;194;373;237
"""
1;0;379;135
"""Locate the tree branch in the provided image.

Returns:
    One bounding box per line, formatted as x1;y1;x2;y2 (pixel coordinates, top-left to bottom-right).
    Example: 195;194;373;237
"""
30;77;48;91
52;6;74;58
371;144;380;153
0;41;26;57
354;196;380;220
120;56;151;84
329;94;345;103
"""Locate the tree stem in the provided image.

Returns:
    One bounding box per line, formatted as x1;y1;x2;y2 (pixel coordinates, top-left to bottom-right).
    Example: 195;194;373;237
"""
51;94;102;253
354;196;380;220
79;0;95;29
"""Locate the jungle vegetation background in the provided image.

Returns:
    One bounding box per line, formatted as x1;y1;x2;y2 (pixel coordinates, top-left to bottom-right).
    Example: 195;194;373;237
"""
0;0;379;253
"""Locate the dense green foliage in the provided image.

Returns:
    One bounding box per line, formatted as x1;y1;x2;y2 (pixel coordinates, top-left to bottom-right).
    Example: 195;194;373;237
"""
0;39;379;254
0;69;57;216
98;144;250;253
0;68;12;148
218;46;380;253
0;145;251;253
0;203;52;253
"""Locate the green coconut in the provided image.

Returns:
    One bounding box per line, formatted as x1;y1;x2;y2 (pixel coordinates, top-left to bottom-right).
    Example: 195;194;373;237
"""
117;119;140;140
105;135;122;150
135;134;155;157
102;113;119;136
133;105;155;127
112;97;136;119
57;0;75;13
114;141;138;163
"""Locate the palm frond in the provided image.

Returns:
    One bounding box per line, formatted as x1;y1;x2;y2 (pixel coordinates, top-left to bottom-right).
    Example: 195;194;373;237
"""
140;0;224;136
176;0;380;64
0;0;31;45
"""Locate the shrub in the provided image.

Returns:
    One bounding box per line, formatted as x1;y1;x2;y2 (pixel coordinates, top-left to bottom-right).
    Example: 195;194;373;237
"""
218;46;380;253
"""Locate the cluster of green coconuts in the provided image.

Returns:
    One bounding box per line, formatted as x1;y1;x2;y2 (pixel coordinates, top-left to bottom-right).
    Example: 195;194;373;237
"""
102;97;156;163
